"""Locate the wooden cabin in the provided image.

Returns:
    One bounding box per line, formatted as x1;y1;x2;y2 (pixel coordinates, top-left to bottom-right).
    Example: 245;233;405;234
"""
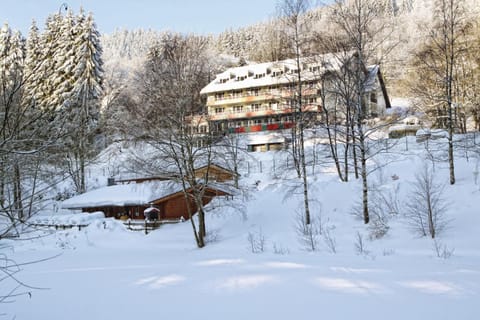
62;180;230;221
194;163;239;182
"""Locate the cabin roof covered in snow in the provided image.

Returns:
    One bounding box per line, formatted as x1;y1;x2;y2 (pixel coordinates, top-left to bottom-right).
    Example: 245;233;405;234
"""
61;181;184;209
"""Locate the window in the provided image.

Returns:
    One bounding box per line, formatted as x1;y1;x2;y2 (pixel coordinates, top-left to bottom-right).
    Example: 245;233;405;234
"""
252;104;261;111
215;107;224;114
253;88;260;96
233;105;243;113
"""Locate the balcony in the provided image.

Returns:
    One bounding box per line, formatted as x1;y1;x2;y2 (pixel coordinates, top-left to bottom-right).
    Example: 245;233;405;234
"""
209;106;294;121
207;94;275;106
207;87;318;106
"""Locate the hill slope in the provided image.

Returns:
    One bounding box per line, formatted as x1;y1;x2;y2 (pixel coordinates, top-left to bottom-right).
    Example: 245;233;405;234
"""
2;133;480;319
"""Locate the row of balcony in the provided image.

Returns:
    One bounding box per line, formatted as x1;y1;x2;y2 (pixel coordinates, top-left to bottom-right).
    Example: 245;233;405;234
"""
208;104;319;121
208;88;319;106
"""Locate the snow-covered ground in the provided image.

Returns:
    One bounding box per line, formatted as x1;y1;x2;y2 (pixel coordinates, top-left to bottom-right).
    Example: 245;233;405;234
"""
2;134;480;319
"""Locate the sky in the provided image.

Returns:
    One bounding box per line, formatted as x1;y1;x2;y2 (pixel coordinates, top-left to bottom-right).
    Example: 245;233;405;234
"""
0;0;329;36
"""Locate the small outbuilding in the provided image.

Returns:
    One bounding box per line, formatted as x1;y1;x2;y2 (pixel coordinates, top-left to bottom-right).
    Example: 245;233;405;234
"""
247;133;287;152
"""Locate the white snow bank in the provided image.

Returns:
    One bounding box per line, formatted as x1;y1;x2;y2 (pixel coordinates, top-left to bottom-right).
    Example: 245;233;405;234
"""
29;211;105;226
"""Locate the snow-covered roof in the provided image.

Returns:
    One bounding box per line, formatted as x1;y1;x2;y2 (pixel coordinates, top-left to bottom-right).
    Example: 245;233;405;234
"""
62;181;184;209
200;53;344;95
364;65;380;91
247;132;286;145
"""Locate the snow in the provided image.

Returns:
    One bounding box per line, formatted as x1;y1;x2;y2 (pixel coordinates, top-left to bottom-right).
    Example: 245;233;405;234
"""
200;53;344;94
29;211;105;226
247;131;286;145
2;133;480;320
61;180;184;209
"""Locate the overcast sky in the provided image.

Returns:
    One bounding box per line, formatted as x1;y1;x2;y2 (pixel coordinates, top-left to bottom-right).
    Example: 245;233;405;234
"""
0;0;321;36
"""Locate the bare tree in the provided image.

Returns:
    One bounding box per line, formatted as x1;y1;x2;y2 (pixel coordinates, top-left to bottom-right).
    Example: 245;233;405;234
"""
0;22;65;305
410;0;473;185
123;33;215;248
404;164;450;239
278;0;313;225
329;0;396;224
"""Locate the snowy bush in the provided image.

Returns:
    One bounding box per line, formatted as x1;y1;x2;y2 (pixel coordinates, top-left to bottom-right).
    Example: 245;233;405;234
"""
404;164;450;239
433;240;455;259
247;227;267;253
295;210;322;252
272;242;290;255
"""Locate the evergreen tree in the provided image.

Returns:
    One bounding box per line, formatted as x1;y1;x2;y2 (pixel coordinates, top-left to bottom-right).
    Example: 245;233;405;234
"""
23;20;41;109
34;14;63;110
62;10;103;194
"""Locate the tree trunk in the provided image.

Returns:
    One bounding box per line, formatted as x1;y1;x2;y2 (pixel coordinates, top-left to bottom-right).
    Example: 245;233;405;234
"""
360;138;369;224
299;122;311;225
427;191;436;239
13;163;24;221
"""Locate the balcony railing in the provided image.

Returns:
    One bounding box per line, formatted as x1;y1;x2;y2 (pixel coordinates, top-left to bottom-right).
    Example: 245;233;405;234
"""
208;87;319;106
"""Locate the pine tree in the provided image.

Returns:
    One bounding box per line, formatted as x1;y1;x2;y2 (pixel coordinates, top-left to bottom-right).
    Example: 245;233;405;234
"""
23;20;42;109
34;14;63;110
62;10;103;194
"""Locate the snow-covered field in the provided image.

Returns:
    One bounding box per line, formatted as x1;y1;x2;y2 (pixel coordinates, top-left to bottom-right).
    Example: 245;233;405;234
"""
2;134;480;319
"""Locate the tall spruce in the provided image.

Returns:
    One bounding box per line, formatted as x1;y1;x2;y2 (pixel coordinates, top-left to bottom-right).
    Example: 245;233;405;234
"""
64;10;103;194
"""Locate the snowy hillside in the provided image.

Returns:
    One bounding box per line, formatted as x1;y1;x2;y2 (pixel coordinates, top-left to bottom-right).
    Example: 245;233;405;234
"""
2;132;479;320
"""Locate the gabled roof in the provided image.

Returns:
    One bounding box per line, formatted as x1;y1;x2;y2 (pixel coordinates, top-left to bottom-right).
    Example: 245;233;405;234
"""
364;65;391;109
200;53;344;95
62;180;233;210
194;163;240;177
61;181;184;209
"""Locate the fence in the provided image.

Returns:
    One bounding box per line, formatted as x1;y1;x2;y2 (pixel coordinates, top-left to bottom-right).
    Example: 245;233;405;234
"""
27;218;183;235
27;223;90;231
123;219;182;234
